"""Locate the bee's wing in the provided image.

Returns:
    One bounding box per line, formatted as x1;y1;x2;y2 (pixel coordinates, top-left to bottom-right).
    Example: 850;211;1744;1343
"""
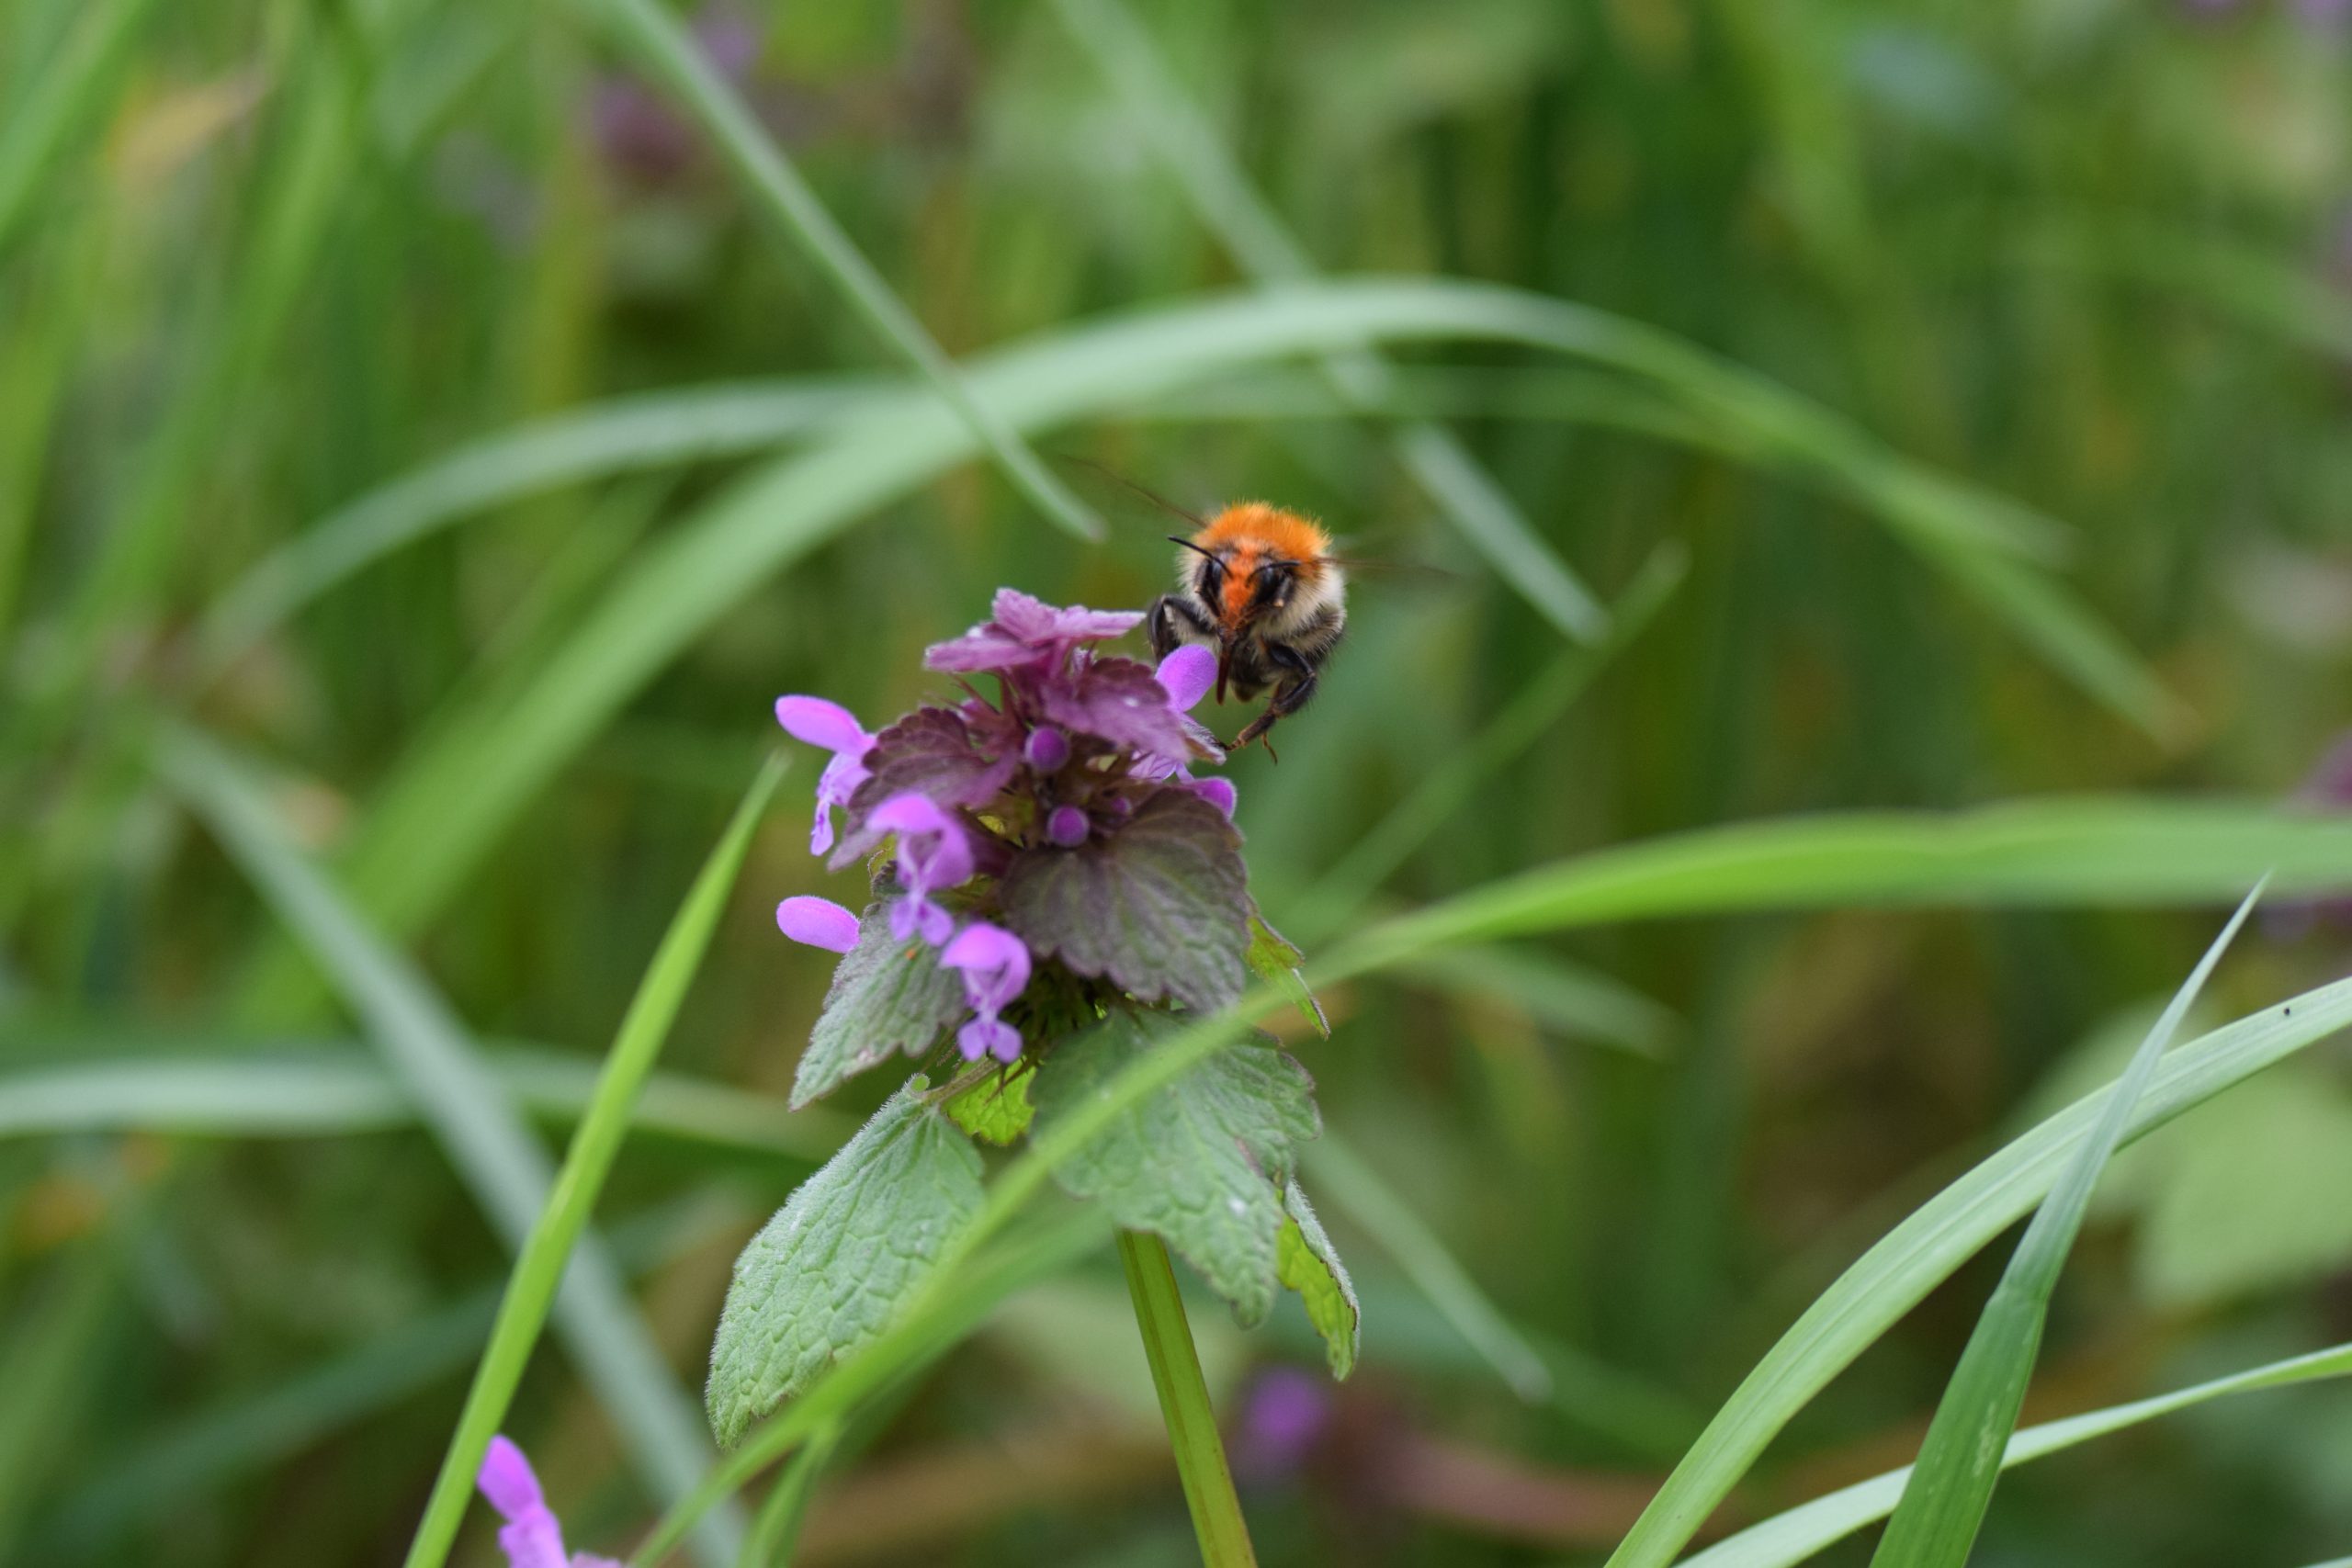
1320;546;1458;584
1051;455;1210;533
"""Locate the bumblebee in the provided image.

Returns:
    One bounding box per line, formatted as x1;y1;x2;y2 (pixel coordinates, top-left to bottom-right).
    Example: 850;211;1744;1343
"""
1148;502;1347;758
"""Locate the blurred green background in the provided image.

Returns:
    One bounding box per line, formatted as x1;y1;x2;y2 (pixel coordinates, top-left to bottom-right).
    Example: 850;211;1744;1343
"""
9;0;2352;1562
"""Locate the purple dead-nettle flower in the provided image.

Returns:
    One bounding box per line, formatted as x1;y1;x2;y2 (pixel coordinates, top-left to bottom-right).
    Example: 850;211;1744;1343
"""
775;695;876;855
925;587;1143;672
868;792;974;945
477;1435;622;1568
776;895;860;953
939;920;1032;1063
767;588;1257;1091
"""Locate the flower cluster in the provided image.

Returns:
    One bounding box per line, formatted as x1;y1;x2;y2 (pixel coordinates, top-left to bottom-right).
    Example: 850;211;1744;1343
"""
772;590;1240;1094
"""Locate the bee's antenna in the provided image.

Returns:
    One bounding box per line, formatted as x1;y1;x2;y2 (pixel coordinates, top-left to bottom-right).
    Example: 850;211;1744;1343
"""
1169;536;1220;562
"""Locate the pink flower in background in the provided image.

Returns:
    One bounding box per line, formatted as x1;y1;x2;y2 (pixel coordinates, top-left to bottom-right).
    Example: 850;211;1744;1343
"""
477;1436;623;1568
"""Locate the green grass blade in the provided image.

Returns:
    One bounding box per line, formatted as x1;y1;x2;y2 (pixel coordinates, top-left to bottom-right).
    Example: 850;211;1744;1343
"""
401;754;785;1568
578;0;1099;540
1052;0;1608;641
0;1245;116;1558
1594;996;2352;1566
0;0;163;257
1688;1339;2352;1568
1339;797;2352;971
1391;944;1679;1058
1868;885;2267;1566
1286;542;1687;942
31;49;356;734
1306;1128;1555;1403
155;726;749;1568
0;1040;850;1156
198;378;873;671
738;1418;840;1568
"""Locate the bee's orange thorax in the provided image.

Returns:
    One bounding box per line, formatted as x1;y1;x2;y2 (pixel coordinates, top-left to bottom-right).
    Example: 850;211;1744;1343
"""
1194;503;1330;626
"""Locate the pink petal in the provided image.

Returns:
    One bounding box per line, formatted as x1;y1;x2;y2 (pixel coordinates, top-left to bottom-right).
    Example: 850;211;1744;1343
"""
774;695;868;755
479;1436;546;1518
1155;644;1218;712
867;792;954;837
776;896;860;953
1181;776;1238;818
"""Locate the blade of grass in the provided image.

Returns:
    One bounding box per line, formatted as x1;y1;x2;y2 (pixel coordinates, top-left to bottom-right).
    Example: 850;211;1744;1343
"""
197;378;874;671
233;278;2164;1020
401;755;785;1568
0;209;102;647
157;727;748;1567
28;45;356;739
1867;885;2267;1566
1286;541;1688;943
0;0;164;257
1338;797;2352;972
0;1041;851;1157
1306;1127;1555;1404
738;1418;840;1568
1391;944;1679;1059
576;0;1099;540
0;1244;117;1560
1053;0;1608;641
1686;1339;2352;1568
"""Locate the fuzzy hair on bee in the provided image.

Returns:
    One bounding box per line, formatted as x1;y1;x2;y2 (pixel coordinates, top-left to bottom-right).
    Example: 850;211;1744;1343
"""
1147;502;1348;758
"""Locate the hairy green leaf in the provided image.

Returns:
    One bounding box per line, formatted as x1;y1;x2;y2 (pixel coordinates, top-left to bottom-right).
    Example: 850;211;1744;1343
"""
945;1070;1035;1145
1032;1010;1317;1324
707;1086;982;1447
1277;1179;1358;1379
1001;792;1250;1013
790;901;967;1109
1247;908;1328;1038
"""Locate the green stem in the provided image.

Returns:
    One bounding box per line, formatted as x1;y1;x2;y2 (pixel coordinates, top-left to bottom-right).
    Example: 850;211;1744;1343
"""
1116;1231;1258;1568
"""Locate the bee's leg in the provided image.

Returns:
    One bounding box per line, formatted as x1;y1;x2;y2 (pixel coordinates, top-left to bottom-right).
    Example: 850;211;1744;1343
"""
1148;593;1217;660
1228;642;1317;758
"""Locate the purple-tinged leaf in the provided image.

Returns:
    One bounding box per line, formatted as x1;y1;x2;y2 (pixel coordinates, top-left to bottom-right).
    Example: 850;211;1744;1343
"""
833;706;1015;863
1000;790;1250;1012
1038;655;1195;760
